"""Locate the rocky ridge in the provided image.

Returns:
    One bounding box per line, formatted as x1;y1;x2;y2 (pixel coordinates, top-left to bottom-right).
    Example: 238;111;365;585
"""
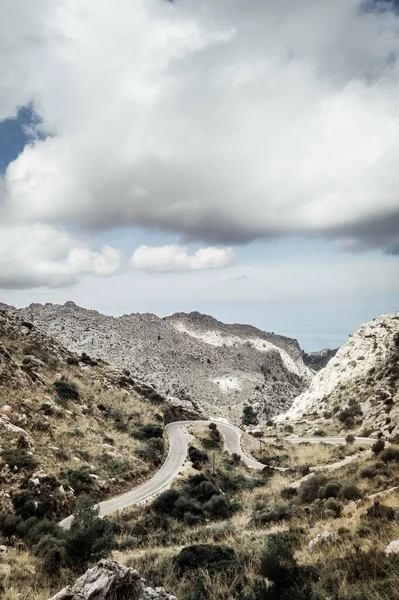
13;302;312;423
281;312;399;438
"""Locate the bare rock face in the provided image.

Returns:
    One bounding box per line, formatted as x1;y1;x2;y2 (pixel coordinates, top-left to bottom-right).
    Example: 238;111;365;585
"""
48;560;176;600
16;302;312;423
281;313;399;438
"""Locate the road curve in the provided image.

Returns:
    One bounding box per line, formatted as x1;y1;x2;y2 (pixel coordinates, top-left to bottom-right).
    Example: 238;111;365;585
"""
60;420;258;528
59;422;374;528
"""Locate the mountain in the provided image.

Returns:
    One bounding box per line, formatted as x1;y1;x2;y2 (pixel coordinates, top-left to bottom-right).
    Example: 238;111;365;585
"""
282;312;399;439
302;348;338;372
10;302;312;423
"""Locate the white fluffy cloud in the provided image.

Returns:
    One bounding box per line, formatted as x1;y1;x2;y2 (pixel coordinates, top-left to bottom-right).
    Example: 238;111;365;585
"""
0;223;124;289
1;0;399;294
131;245;236;272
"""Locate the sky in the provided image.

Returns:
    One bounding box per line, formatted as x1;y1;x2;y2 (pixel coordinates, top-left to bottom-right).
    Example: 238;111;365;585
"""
0;0;398;351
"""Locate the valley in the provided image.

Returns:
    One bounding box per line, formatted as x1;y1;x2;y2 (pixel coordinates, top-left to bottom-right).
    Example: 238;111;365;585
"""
0;306;398;600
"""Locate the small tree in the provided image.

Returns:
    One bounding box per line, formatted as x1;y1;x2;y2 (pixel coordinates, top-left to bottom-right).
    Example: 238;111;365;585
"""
64;496;114;569
242;405;258;426
372;439;385;455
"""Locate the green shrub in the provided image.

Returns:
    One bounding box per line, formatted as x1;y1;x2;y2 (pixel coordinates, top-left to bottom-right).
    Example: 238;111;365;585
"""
380;446;399;463
298;475;327;504
133;424;164;440
242;405;258;426
320;481;342;499
66;356;79;366
203;424;222;449
62;467;94;494
174;544;238;575
203;494;232;519
153;489;181;515
1;448;38;472
135;437;164;466
54;378;80;401
372;439;385;455
0;512;22;543
341;484;362;501
64;496;115;569
35;534;65;572
188;446;208;467
253;502;292;525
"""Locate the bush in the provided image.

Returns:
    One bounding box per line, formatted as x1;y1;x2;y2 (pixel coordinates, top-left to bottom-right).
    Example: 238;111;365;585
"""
136;437;164;466
261;532;297;588
66;356;79;366
341;484;362;501
62;467;94;494
174;544;238;575
260;532;317;598
242;405;258;426
380;446;399;463
35;535;65;572
203;494;232;519
253;502;292;525
372;439;385;455
80;352;99;366
0;512;22;542
320;481;342;499
64;496;115;569
360;466;377;479
153;489;181;515
298;475;327;504
203;424;222;449
188;446;208;467
133;424;163;440
365;502;395;521
1;448;38;472
346;434;355;444
54;378;80;401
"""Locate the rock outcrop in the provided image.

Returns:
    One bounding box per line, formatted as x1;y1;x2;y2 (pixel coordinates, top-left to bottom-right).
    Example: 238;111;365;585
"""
48;560;176;600
281;313;399;438
13;302;312;423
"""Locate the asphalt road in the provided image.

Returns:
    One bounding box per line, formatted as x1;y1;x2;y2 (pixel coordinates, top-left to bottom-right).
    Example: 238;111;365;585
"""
60;420;262;528
59;422;375;528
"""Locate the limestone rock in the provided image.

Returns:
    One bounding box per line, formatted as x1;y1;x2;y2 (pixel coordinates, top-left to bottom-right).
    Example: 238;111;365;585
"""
385;540;399;555
48;560;143;600
307;531;338;553
48;560;175;600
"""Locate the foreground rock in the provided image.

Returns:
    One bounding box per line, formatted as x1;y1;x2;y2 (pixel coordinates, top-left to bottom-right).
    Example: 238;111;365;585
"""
49;560;176;600
14;302;312;422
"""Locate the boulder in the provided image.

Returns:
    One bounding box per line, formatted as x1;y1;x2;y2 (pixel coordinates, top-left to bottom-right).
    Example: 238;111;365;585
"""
48;560;176;600
307;531;338;553
385;540;399;555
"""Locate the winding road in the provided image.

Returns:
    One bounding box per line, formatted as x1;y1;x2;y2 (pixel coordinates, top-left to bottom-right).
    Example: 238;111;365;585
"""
59;421;376;529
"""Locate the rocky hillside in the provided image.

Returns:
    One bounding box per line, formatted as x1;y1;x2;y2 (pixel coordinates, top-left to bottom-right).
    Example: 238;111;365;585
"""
11;302;312;423
0;309;170;517
282;312;399;439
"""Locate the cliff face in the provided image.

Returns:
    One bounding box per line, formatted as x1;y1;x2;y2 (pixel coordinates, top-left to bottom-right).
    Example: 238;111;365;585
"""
282;313;399;439
12;302;312;423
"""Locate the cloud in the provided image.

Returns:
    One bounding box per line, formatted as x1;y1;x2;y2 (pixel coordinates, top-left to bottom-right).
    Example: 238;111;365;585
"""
0;223;124;289
1;0;399;256
130;244;236;272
